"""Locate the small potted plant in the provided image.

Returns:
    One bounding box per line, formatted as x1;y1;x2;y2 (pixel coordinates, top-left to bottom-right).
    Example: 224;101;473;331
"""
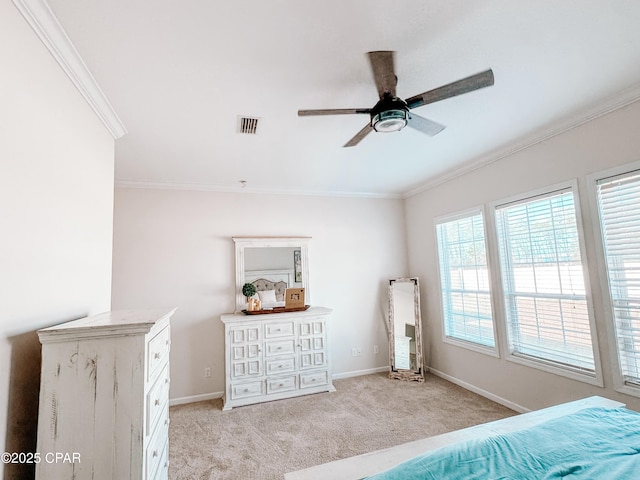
242;283;258;311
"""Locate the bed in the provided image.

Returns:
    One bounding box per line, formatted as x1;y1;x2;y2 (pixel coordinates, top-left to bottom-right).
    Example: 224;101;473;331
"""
285;396;638;480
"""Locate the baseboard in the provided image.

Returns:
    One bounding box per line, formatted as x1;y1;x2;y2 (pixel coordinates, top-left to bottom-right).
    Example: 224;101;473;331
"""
332;366;389;380
168;367;525;411
169;391;223;407
428;367;529;413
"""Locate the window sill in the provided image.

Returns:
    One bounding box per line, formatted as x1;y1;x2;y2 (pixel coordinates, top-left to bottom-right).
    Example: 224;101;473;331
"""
506;353;603;387
443;336;499;358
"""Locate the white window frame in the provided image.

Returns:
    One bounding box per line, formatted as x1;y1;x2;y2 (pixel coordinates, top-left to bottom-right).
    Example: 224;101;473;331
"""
488;180;603;386
434;206;499;357
588;160;640;398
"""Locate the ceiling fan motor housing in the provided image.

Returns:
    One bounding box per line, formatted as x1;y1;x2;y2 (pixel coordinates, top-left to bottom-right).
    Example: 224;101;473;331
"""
371;95;409;132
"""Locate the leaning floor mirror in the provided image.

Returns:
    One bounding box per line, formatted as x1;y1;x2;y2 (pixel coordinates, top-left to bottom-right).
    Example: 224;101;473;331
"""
388;277;424;382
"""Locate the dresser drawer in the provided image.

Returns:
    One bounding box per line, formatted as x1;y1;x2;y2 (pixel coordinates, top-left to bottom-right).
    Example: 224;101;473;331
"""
266;375;297;394
232;357;262;379
298;319;325;336
264;321;295;338
147;326;170;382
300;350;327;369
231;325;261;344
231;380;264;400
300;370;329;389
146;402;169;480
265;339;296;356
151;440;169;480
265;356;296;375
146;363;170;435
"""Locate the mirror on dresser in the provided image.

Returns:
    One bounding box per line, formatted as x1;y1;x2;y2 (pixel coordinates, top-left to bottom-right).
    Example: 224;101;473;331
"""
233;237;310;312
388;277;424;382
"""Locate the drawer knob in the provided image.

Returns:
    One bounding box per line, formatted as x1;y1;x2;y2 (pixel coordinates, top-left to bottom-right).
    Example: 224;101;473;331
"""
155;399;160;406
277;346;282;350
154;352;161;359
244;388;249;392
153;450;158;458
279;383;284;387
278;365;283;369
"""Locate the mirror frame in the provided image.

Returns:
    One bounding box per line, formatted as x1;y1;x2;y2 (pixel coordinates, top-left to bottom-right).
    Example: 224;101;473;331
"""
233;236;311;312
388;277;424;382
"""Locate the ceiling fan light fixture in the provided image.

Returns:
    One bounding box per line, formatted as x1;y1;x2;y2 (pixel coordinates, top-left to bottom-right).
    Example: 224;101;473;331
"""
371;109;408;133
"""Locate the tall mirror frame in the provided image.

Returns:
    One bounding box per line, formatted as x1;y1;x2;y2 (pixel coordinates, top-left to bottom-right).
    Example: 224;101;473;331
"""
233;236;311;313
388;277;424;382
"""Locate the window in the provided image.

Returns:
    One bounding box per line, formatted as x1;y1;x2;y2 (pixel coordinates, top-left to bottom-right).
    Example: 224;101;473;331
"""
436;210;495;349
596;170;640;388
495;187;597;376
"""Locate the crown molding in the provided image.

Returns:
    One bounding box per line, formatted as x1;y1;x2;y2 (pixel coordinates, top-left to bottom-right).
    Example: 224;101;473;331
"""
404;82;640;199
13;0;127;139
114;180;403;200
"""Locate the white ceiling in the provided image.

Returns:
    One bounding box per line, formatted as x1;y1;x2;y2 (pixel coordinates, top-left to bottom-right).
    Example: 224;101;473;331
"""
45;0;640;197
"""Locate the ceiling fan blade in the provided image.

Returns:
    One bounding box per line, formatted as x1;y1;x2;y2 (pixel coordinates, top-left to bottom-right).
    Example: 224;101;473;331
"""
298;108;371;116
344;123;373;147
368;51;397;98
407;113;446;136
405;69;494;109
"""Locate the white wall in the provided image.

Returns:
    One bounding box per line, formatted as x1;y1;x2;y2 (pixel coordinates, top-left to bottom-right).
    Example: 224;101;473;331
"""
0;2;114;476
406;99;640;412
111;188;407;402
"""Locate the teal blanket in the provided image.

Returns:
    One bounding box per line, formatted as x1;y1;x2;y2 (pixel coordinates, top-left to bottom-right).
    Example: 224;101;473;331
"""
365;407;640;479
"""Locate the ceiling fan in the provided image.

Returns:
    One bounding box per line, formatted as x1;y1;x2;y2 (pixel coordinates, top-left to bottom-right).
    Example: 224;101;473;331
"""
298;51;494;147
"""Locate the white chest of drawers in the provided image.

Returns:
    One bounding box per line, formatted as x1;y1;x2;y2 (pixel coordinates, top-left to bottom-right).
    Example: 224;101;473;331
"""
35;308;176;480
220;307;335;410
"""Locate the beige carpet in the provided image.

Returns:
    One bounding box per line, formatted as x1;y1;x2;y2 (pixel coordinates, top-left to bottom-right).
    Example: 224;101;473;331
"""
168;372;515;480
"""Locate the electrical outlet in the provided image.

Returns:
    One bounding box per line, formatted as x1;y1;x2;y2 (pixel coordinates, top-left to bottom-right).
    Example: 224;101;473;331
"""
204;367;212;378
373;345;379;354
351;347;358;357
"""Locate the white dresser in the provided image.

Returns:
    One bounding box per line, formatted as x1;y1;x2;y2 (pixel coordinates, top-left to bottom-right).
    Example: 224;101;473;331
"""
35;308;176;480
220;307;335;410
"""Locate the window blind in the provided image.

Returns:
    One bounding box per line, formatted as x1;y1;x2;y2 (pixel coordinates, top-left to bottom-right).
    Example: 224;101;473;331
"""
597;171;640;384
495;189;595;372
436;212;495;348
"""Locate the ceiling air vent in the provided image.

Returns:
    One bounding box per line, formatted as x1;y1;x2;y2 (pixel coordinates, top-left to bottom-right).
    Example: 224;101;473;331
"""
237;116;260;135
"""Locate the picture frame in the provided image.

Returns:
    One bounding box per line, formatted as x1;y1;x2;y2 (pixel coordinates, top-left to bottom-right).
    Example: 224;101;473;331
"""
285;287;305;309
294;249;302;282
